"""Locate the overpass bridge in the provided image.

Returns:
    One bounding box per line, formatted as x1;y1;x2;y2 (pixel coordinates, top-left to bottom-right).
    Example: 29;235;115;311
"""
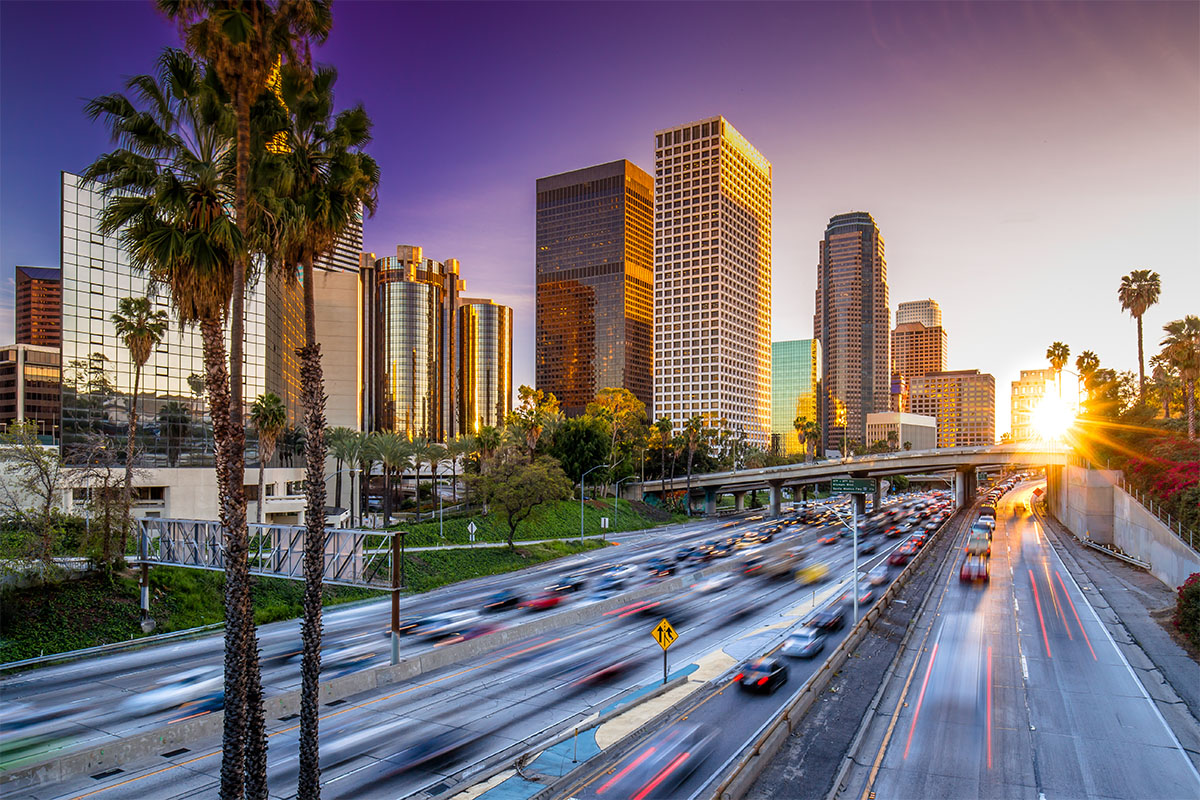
625;443;1069;517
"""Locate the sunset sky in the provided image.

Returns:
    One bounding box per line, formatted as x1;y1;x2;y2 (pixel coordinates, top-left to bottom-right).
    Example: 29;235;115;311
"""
2;1;1196;435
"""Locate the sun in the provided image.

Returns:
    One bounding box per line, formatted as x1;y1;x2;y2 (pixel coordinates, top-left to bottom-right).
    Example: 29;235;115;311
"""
1033;393;1074;441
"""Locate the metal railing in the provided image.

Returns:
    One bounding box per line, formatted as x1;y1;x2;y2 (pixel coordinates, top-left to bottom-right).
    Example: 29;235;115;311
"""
1116;478;1198;554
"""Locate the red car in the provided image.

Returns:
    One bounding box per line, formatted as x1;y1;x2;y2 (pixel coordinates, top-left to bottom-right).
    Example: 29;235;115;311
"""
522;591;565;611
907;535;927;549
818;533;839;545
960;555;990;583
888;550;910;567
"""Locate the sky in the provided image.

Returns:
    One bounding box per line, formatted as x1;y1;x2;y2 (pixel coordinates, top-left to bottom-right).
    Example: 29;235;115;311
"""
2;0;1197;437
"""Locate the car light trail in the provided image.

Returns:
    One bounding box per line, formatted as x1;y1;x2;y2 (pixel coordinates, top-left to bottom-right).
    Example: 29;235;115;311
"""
1029;570;1052;658
1043;562;1072;640
902;641;938;760
632;752;691;800
1056;571;1096;660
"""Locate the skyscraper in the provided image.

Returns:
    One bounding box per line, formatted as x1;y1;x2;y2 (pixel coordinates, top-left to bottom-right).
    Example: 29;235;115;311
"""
459;298;513;431
891;322;947;388
814;212;889;453
909;369;996;447
1011;368;1056;441
770;339;821;456
535;160;653;416
896;298;942;328
653;116;772;446
315;202;364;273
15;266;61;348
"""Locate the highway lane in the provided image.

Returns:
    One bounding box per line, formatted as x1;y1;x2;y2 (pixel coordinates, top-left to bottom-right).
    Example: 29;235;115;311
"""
15;500;913;799
856;484;1200;799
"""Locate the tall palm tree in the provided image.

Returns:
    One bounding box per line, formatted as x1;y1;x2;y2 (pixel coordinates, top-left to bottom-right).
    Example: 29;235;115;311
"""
325;426;356;510
82;50;264;795
653;417;672;486
1162;316;1200;440
1118;269;1161;403
250;393;287;524
1046;342;1071;399
372;432;409;527
477;425;502;468
1074;351;1100;410
357;432;379;526
683;415;705;516
111;296;168;550
443;436;469;502
1150;353;1175;420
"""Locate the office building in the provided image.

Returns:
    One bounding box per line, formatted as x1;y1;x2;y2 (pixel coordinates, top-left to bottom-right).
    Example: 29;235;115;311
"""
15;266;62;348
909;369;996;447
866;411;937;452
814;212;889;453
536;160;653;415
316;202;364;273
889;372;909;413
0;344;61;442
896;298;942;328
653;116;772;447
770;339;821;456
1011;368;1056;441
459;298;513;431
891;320;947;385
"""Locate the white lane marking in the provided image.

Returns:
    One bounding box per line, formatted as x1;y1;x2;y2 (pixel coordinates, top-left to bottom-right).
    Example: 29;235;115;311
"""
1021;654;1029;681
1046;522;1200;789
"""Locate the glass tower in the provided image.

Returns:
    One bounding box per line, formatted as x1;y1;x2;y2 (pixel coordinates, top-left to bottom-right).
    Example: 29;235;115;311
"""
814;211;889;454
653;117;772;447
770;339;822;456
459;299;513;432
535;160;653;416
15;266;62;348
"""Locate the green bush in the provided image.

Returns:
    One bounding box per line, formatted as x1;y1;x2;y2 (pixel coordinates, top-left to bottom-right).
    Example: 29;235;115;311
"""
1174;572;1200;650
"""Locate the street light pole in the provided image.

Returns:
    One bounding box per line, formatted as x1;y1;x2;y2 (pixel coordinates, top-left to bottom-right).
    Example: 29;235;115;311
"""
581;463;607;543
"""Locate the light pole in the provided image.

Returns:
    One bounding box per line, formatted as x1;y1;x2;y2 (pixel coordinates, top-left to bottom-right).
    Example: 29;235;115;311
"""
581;463;607;543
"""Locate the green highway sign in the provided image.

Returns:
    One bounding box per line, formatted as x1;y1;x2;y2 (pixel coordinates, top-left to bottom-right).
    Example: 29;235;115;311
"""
832;478;875;494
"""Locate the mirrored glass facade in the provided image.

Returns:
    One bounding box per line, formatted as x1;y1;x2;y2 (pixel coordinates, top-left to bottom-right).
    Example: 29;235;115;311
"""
60;172;268;466
770;339;821;456
459;300;513;432
536;160;653;416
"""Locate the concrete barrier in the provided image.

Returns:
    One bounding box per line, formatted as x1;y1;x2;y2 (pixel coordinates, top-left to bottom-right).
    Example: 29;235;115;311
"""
2;551;764;789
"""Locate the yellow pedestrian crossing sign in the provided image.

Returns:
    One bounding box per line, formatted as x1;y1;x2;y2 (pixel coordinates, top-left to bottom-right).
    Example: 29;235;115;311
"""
652;618;677;651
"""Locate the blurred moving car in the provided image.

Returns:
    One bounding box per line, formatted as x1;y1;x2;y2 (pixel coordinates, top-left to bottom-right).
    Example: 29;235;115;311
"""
522;591;566;611
965;532;991;557
736;658;789;694
857;540;878;556
594;723;718;799
796;563;829;585
809;606;845;631
960;554;990;582
483;589;523;612
117;666;222;716
868;564;889;586
414;610;481;639
781;628;826;658
646;557;676;577
888;550;911;567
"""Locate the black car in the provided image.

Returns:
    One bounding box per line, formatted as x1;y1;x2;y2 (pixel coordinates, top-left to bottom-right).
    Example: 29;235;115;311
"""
675;546;698;561
736;658;789;694
857;541;878;555
548;574;587;593
646;557;676;577
483;589;522;612
810;607;845;631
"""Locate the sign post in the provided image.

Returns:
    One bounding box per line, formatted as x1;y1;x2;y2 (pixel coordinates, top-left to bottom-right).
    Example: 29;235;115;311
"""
467;520;477;544
651;617;677;685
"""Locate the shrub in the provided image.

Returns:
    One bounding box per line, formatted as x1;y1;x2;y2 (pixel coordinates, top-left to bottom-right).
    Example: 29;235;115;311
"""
1174;572;1200;649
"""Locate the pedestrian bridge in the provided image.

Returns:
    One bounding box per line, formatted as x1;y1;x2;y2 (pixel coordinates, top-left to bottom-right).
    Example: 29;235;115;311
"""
626;443;1071;517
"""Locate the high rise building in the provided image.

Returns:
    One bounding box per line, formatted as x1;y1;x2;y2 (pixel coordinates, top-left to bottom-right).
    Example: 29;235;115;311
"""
896;298;942;328
459;298;513;432
909;369;996;447
814;212;889;453
891;320;948;385
15;266;62;348
0;343;61;442
361;246;463;440
653;116;772;446
866;411;937;451
315;202;364;273
1011;368;1056;441
535;160;653;416
770;339;821;456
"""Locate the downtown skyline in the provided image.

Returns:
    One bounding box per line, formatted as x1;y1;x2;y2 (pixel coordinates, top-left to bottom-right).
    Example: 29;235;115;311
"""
2;1;1197;436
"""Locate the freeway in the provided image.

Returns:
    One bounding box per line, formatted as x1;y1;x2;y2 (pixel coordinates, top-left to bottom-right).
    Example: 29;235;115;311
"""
4;494;944;799
843;483;1200;799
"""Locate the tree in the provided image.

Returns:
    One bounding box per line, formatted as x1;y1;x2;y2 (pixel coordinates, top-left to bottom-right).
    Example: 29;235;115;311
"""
550;415;611;489
250;394;287;524
0;421;68;571
1150;353;1176;420
1118;269;1161;403
443;436;470;502
1162;316;1200;440
370;432;408;527
586;388;646;475
158;402;193;468
506;385;560;460
1046;342;1071;399
325;427;360;518
1075;350;1100;407
468;451;572;548
476;425;502;466
793;415;820;462
111;296;168;552
73;434;139;578
82;47;262;798
682;415;706;516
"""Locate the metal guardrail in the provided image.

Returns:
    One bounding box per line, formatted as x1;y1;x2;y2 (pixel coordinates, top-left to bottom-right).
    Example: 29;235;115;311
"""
0;622;224;672
1116;478;1198;554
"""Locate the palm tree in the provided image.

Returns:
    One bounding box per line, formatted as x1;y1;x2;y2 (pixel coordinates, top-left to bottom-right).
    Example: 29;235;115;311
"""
1118;269;1161;403
158;401;193;467
1075;351;1100;410
325;426;356;511
111;296;168;549
1161;316;1200;440
83;52;266;794
1150;353;1175;420
443;436;469;502
1046;342;1071;399
683;415;705;516
477;425;502;467
250;394;287;524
653;417;672;486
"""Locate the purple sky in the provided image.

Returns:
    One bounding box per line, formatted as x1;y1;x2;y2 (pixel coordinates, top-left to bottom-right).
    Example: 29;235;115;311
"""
2;1;1197;435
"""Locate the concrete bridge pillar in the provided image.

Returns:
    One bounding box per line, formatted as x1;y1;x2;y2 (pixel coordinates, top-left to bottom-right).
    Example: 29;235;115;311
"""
871;482;882;513
768;481;785;519
733;491;746;512
704;488;719;516
955;467;978;509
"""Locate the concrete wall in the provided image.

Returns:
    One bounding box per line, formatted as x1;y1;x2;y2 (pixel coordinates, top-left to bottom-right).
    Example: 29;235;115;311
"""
1051;465;1200;590
313;268;361;431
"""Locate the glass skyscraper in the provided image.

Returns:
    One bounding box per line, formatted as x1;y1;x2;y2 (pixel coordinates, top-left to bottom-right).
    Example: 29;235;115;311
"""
653;117;772;447
459;299;513;432
771;339;822;456
535;160;653;416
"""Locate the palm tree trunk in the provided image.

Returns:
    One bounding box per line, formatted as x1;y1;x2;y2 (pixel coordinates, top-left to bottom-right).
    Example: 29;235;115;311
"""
1136;314;1145;404
383;466;392;527
334;458;343;512
123;364;141;560
685;448;695;516
256;454;266;526
201;318;248;800
298;258;328;800
1188;384;1196;441
415;460;423;523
